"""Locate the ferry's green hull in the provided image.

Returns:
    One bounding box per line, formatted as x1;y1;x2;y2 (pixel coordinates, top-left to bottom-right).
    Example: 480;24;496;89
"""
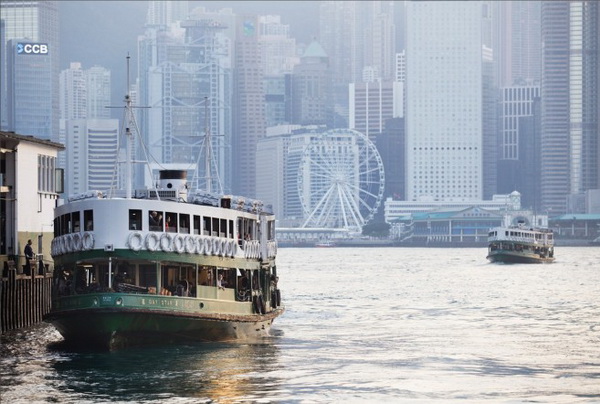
487;250;555;264
45;293;284;350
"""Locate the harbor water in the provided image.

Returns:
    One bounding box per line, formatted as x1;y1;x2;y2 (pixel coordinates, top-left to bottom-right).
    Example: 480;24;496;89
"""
1;247;599;403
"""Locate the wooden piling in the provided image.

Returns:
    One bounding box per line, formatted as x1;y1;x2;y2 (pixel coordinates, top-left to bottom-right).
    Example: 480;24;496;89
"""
0;262;53;334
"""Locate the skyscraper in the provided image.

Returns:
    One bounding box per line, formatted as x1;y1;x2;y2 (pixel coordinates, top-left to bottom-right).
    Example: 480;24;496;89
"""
0;0;59;141
232;14;266;198
405;1;487;202
540;1;599;214
6;39;54;139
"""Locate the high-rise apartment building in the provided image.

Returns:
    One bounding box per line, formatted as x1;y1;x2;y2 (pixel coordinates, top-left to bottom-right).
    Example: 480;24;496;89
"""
319;1;396;125
60;63;87;120
6;39;54;139
62;119;119;197
405;1;488;202
348;80;403;138
290;40;331;127
138;10;232;193
232;14;266;198
493;1;541;87
0;0;59;141
540;1;599;214
86;66;111;119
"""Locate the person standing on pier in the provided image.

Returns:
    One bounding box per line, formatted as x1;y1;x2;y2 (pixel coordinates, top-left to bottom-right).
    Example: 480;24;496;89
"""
24;239;35;275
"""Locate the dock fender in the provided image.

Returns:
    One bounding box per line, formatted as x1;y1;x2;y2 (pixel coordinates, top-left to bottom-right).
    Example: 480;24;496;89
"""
173;234;185;254
128;231;144;252
160;233;173;252
82;231;95;251
184;235;196;254
145;232;160;252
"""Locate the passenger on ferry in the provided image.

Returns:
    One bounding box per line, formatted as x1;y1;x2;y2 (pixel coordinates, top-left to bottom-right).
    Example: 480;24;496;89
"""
149;211;162;230
217;273;225;290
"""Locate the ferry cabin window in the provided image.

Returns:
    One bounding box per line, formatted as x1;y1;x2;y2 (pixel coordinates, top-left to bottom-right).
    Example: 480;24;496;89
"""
180;214;190;234
61;214;71;234
212;217;219;237
220;218;227;237
268;220;275;240
72;211;81;233
149;210;163;232
228;220;234;238
203;216;211;236
165;212;177;232
129;209;142;230
193;215;201;235
84;210;94;231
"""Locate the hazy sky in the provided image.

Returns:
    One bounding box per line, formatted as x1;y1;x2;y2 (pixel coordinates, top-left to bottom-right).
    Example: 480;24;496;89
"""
59;1;320;107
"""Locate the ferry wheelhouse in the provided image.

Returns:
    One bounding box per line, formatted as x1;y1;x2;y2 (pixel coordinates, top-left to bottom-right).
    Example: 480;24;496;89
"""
487;224;555;264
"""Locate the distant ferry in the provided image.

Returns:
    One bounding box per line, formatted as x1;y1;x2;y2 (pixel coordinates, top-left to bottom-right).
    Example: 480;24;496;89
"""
487;224;555;264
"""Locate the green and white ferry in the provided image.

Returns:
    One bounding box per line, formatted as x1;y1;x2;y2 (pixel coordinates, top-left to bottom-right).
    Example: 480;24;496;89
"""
487;223;555;264
44;62;283;350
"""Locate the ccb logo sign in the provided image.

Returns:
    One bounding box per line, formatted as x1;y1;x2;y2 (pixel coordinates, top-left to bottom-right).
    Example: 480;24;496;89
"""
16;43;49;55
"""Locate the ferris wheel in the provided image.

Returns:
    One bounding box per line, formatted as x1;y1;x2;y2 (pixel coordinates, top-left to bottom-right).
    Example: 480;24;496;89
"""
297;128;385;231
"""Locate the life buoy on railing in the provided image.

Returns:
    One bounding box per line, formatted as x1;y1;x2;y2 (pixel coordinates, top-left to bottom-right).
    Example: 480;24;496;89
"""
55;237;63;255
160;233;173;252
203;237;212;255
220;239;227;256
243;240;250;259
173;234;185;254
224;240;232;257
64;234;73;253
128;231;144;252
196;236;204;255
82;231;94;251
184;235;195;254
145;232;160;251
72;232;82;252
212;237;221;256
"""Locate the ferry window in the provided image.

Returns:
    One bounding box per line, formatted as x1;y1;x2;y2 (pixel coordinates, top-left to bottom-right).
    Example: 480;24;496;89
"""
72;211;81;233
193;215;201;235
220;219;227;237
203;216;211;236
212;217;219;237
228;220;234;238
54;217;59;237
139;264;157;289
180;214;190;234
268;220;275;240
129;209;142;230
84;210;94;231
149;210;163;232
62;214;71;234
165;212;177;232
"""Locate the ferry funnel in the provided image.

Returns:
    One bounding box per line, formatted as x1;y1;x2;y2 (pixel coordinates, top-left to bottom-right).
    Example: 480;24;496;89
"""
159;170;188;201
